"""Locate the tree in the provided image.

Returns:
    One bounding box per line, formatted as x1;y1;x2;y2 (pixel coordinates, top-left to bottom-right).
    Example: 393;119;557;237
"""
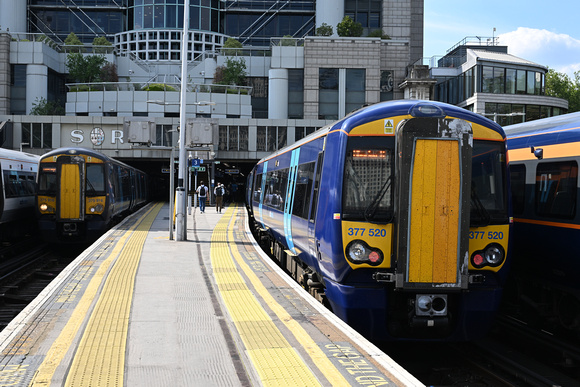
30;97;65;116
545;68;580;113
316;23;333;37
100;63;118;83
214;58;247;86
66;52;107;83
64;32;83;52
367;29;390;39
222;37;243;55
92;36;112;54
336;16;363;37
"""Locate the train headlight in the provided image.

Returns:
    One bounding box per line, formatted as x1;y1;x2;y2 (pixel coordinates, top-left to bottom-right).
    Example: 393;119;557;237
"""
470;243;505;268
90;204;104;213
484;245;503;265
39;203;48;212
345;240;384;266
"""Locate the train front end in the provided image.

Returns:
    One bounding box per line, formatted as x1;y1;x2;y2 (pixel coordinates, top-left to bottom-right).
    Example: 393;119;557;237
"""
323;102;511;340
37;148;108;243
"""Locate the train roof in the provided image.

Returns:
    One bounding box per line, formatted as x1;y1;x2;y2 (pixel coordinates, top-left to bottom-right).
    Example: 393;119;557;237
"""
40;147;143;172
504;111;580;149
256;100;504;165
0;148;40;162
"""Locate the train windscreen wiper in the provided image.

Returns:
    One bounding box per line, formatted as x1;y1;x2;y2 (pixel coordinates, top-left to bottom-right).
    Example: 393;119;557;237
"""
86;179;96;194
364;175;392;223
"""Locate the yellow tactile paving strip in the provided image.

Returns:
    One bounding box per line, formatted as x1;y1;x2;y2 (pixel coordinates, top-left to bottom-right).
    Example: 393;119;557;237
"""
212;207;351;387
64;202;162;387
28;203;162;387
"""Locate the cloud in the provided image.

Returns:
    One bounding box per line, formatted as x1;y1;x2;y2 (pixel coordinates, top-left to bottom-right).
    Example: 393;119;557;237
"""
498;27;580;76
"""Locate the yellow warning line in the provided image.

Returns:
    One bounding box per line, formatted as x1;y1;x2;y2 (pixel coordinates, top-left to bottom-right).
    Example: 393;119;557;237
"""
28;203;162;387
212;207;350;386
64;202;162;387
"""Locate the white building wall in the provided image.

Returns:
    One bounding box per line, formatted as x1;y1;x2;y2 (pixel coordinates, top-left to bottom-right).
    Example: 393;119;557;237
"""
0;0;26;33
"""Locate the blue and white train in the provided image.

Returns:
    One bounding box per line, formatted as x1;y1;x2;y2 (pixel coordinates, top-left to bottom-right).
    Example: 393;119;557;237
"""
247;100;512;341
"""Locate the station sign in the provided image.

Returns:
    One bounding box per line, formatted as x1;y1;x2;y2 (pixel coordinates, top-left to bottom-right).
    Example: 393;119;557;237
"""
225;169;239;175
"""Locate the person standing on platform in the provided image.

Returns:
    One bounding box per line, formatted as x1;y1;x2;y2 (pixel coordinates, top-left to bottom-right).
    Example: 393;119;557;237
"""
214;182;225;213
196;181;208;213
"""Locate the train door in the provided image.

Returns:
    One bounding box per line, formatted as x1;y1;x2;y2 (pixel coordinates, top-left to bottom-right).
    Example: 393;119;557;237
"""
308;150;325;263
57;156;85;220
395;117;472;290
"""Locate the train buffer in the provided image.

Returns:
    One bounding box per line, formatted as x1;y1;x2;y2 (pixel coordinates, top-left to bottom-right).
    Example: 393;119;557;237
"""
0;202;423;387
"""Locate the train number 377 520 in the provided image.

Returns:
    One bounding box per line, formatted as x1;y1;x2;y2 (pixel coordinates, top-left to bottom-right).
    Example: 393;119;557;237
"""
469;231;504;240
347;228;387;237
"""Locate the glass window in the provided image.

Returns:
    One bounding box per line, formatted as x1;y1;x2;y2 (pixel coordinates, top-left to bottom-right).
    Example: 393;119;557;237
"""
228;126;239;151
257;126;266;151
380;70;394;101
86;164;105;194
218;126;227;150
482;66;493;93
292;162;315;219
264;169;288;210
319;68;339;120
516;70;526;94
506;69;516;94
288;69;304;119
510;164;526;215
342;136;395;222
239;126;249;151
536;161;577;219
38;164;57;195
346;69;365;113
471;140;508;226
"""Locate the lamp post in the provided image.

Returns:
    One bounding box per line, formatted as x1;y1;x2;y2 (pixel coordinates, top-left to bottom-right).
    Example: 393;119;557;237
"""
175;0;191;241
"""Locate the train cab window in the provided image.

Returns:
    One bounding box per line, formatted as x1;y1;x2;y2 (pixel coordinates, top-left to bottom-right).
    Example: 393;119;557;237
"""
38;165;57;195
342;137;394;222
535;161;578;219
471;141;508;225
510;164;526;216
86;164;105;194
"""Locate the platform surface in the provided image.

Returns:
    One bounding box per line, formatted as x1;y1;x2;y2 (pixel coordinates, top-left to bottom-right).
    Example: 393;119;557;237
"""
0;203;424;386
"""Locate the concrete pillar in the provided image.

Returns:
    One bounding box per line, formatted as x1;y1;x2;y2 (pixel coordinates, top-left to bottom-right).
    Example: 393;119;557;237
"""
315;0;343;36
0;0;27;33
0;32;10;115
26;65;48;114
268;69;288;119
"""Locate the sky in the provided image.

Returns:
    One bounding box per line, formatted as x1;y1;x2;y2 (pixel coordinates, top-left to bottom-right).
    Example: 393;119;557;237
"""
424;0;580;77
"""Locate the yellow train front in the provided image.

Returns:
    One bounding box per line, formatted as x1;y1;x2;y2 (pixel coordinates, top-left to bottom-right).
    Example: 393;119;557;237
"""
248;100;511;341
36;147;148;243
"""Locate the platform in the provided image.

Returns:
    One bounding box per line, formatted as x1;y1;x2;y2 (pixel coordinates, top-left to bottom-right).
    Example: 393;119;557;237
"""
0;203;423;386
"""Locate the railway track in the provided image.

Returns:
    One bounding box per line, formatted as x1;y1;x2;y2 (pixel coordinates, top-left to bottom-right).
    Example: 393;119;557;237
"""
0;242;78;330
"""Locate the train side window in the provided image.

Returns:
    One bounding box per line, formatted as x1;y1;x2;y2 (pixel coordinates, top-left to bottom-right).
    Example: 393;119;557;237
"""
292;162;315;219
253;173;263;202
3;172;18;198
264;169;288;210
535;161;578;219
510;164;526;215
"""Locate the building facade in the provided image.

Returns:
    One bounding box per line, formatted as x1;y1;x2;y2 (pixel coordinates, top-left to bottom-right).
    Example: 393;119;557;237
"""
429;37;568;126
0;2;567;190
0;0;425;180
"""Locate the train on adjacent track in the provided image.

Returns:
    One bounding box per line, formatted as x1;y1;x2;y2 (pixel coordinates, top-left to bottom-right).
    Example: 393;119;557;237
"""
505;111;580;334
0;148;40;241
246;100;512;341
36;147;148;243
